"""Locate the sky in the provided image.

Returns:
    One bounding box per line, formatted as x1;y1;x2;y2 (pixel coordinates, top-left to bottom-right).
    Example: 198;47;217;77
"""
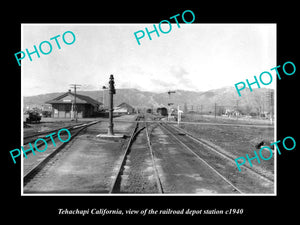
22;24;276;96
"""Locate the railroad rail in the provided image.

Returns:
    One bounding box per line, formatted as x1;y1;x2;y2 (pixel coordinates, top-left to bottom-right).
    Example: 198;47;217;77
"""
158;122;243;194
145;121;164;193
23;114;274;194
166;122;274;183
23;121;98;155
158;122;274;193
109;117;163;194
24;122;91;145
23;120;99;186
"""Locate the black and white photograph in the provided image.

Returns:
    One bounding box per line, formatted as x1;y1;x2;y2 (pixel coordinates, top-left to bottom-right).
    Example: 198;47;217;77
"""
21;23;276;195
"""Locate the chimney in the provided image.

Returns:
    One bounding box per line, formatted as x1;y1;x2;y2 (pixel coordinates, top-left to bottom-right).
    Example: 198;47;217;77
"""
68;89;71;93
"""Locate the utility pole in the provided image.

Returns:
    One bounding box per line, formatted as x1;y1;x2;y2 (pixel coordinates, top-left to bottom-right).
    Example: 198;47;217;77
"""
70;84;81;123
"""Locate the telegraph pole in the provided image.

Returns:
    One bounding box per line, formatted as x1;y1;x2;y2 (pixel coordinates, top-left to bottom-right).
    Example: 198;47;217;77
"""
70;84;81;123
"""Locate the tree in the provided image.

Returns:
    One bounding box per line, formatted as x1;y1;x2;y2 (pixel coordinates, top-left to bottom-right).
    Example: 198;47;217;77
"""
244;105;252;115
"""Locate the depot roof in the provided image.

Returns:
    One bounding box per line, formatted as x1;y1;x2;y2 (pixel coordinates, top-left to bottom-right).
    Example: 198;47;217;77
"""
45;90;101;107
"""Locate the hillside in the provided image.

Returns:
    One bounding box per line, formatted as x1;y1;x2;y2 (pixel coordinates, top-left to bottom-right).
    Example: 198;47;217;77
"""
24;87;274;114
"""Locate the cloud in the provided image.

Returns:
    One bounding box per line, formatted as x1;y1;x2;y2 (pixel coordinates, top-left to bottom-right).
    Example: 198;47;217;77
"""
170;66;188;79
169;66;198;90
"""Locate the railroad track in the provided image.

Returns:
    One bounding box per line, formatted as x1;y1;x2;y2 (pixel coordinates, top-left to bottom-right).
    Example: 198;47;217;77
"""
24;122;91;145
158;122;274;194
109;117;163;194
23;121;98;155
165;122;274;182
23;114;274;194
23;120;99;186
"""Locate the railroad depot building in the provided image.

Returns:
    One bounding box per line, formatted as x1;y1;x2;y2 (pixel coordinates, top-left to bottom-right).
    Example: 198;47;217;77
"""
45;90;101;118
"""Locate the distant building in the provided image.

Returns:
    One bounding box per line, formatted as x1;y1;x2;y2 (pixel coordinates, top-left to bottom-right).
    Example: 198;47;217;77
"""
224;109;240;117
45;90;101;118
114;102;134;114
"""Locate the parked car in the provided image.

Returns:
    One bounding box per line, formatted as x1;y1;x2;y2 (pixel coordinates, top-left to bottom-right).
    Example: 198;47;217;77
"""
26;111;41;123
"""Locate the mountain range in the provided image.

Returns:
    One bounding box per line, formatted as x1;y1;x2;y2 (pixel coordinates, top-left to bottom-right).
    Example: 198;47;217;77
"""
24;86;274;114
